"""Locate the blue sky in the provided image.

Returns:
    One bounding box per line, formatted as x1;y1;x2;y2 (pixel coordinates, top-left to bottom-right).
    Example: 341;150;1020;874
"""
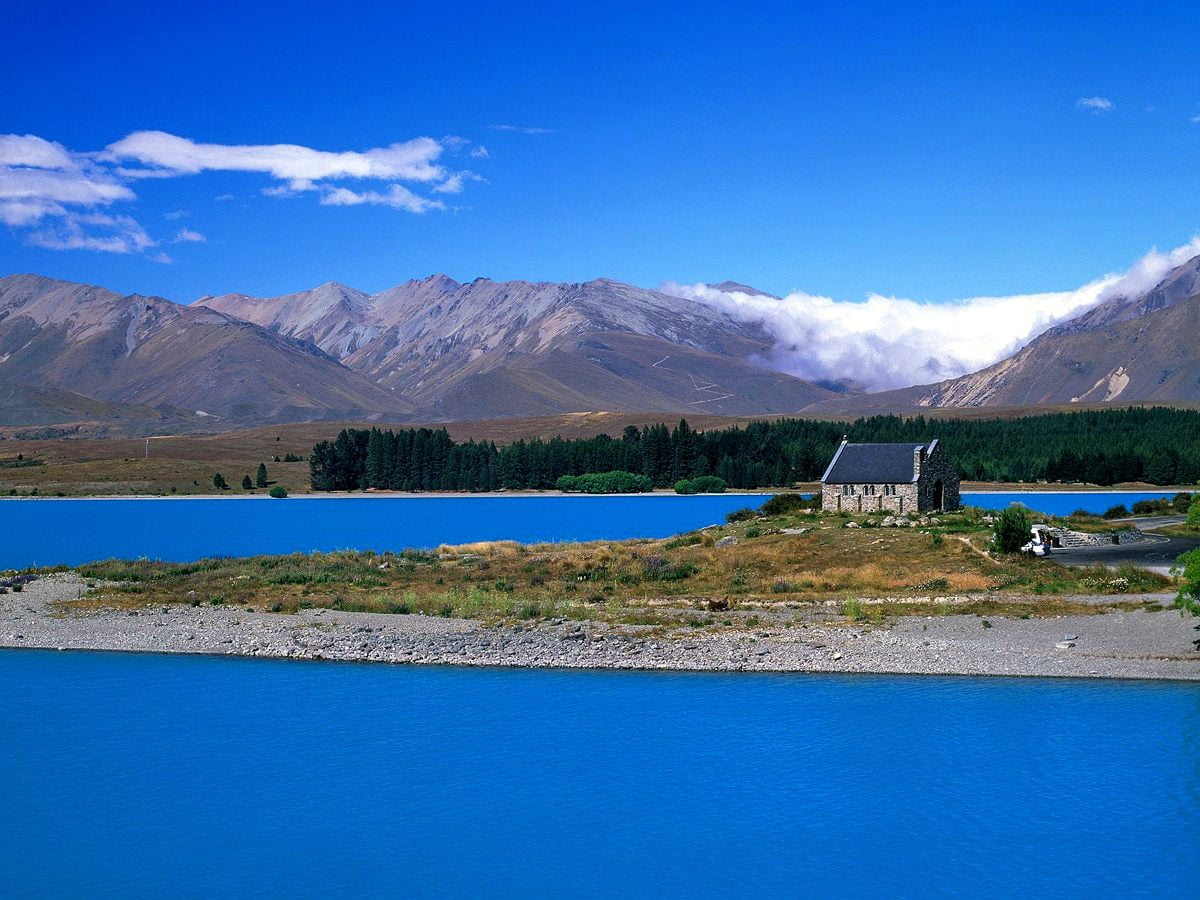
2;0;1199;304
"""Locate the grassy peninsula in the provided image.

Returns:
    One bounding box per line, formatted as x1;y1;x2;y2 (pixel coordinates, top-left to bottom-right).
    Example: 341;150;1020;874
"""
57;500;1173;629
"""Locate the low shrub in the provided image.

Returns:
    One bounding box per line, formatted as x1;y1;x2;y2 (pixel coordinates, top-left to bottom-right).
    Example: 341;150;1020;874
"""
725;507;758;523
269;486;288;498
1103;504;1130;519
674;475;727;495
639;555;698;581
760;493;815;516
557;471;652;494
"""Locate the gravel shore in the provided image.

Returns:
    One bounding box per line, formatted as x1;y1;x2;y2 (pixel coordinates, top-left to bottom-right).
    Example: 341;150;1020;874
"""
3;573;1198;680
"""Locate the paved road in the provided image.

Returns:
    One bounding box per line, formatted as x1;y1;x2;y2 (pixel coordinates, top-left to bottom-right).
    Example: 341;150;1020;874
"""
1053;521;1199;573
1112;514;1188;532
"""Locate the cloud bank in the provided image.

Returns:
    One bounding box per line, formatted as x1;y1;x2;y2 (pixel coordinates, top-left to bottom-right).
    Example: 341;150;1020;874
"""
0;130;486;254
664;238;1200;392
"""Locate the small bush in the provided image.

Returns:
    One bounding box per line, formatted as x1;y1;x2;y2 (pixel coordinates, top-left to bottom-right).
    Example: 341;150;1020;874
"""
1175;547;1200;616
269;486;288;498
725;507;758;523
1103;504;1130;519
673;475;727;494
991;505;1032;554
639;555;698;581
842;598;864;622
760;493;814;516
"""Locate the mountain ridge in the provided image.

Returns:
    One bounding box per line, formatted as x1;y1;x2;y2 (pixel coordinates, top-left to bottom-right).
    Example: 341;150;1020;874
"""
197;275;838;419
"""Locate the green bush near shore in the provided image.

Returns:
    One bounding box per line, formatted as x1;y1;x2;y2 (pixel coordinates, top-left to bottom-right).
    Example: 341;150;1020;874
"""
991;506;1033;553
556;471;652;494
269;485;288;498
1175;548;1200;616
674;476;727;494
760;493;817;516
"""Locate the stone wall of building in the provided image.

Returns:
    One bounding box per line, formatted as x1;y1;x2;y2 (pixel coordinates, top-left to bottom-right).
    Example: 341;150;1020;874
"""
821;482;919;513
915;444;961;512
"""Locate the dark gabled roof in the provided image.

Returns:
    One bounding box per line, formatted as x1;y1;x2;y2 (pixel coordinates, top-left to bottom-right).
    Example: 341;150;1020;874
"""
821;441;935;484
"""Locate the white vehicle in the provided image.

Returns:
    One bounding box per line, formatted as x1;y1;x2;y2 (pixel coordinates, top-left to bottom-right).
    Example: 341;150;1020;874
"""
1020;524;1054;557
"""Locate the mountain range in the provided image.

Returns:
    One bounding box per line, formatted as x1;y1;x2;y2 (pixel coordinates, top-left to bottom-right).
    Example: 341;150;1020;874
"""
2;251;1198;431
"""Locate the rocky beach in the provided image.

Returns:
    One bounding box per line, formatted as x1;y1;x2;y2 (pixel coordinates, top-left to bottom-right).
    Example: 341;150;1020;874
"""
4;573;1197;680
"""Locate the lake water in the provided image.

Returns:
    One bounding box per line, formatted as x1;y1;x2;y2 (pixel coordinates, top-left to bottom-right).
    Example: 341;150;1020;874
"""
963;491;1181;518
2;650;1197;897
0;491;1183;569
0;494;764;569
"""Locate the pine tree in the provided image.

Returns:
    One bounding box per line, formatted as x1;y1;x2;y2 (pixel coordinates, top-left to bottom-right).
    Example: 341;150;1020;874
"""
256;463;269;488
242;474;253;489
671;419;697;482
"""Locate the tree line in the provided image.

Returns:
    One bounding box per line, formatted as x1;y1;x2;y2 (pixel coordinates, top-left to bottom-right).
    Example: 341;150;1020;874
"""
309;407;1200;492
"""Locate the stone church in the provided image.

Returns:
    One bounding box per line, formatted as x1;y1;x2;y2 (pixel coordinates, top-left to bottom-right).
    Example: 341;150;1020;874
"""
820;439;960;513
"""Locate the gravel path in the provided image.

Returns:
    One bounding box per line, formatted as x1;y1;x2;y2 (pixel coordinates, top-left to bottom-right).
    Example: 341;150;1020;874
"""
2;573;1198;680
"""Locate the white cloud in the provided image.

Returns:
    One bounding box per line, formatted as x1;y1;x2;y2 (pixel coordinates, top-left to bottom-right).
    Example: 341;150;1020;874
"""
164;209;188;220
319;185;445;213
173;228;205;243
1077;96;1114;114
105;131;450;185
470;145;490;159
27;212;154;254
0;128;486;253
664;237;1200;392
490;124;553;134
0;134;134;227
431;171;483;194
0;133;75;169
214;193;235;201
1191;114;1200;124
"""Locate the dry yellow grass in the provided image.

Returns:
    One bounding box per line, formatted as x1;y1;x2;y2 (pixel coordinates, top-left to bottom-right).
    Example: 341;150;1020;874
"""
435;540;525;557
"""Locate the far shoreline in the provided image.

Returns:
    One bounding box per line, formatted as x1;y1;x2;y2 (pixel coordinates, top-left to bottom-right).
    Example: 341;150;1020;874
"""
0;485;1192;501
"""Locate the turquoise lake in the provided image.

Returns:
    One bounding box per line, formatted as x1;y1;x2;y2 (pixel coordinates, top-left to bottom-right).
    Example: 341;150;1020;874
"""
0;491;1181;568
2;650;1197;897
